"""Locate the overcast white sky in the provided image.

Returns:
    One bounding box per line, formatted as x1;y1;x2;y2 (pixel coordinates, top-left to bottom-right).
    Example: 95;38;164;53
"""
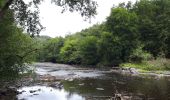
38;0;136;37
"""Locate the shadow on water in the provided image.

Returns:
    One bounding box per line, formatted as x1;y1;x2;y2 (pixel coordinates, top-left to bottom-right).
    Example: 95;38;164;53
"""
16;73;170;100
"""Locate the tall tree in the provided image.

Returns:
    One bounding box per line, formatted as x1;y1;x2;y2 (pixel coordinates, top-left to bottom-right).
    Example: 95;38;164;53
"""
79;36;99;65
133;0;170;57
105;8;139;63
0;11;36;77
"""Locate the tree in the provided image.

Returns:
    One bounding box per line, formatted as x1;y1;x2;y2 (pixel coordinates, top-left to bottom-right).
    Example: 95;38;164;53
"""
105;7;139;64
0;11;36;78
34;0;170;68
133;0;170;57
80;24;105;37
60;37;81;64
41;37;64;63
0;0;97;36
98;32;122;66
0;0;97;77
34;35;51;61
79;36;99;65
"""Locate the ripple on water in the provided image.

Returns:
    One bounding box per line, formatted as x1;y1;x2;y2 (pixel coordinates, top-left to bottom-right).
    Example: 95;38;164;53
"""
36;67;104;78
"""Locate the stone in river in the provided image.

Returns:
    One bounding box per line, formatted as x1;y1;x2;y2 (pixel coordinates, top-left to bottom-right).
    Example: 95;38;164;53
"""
78;83;84;86
96;88;104;91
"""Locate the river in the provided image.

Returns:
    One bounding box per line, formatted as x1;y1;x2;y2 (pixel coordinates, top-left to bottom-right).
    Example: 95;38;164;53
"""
2;62;170;100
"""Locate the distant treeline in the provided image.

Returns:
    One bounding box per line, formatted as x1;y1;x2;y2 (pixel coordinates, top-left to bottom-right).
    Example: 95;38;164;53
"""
36;0;170;67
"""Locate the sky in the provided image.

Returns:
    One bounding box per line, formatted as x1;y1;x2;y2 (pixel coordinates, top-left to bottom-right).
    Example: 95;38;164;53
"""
38;0;136;37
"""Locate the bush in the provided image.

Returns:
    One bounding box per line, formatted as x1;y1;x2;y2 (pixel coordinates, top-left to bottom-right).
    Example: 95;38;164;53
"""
121;58;170;71
129;45;153;63
148;58;170;70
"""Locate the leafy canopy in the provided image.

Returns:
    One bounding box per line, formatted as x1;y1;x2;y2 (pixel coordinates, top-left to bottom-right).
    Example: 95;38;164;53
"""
0;0;97;36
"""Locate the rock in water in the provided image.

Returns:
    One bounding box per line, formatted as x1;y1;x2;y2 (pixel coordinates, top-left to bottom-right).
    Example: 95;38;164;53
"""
115;93;122;100
96;88;104;91
129;68;139;74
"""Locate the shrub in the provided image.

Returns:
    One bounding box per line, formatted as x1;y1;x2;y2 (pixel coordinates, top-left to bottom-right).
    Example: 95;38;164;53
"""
129;45;153;63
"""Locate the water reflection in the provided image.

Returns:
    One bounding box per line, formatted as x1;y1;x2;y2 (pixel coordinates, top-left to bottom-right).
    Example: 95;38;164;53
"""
16;65;170;100
17;75;170;100
61;74;170;100
17;86;85;100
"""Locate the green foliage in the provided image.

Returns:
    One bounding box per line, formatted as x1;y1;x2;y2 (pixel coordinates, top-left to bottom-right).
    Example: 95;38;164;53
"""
2;0;170;79
0;11;36;78
121;58;170;71
34;35;51;61
134;0;170;57
121;62;154;71
80;24;105;37
79;36;99;65
60;37;81;64
148;58;170;70
105;7;139;63
97;32;122;66
120;0;170;70
0;0;97;36
129;45;153;62
35;0;170;69
0;0;5;8
39;37;64;63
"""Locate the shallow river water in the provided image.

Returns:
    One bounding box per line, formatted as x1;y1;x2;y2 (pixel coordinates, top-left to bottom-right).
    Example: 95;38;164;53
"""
16;63;170;100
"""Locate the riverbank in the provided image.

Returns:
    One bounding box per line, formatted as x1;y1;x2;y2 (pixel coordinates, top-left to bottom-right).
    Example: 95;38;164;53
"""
111;67;170;79
117;58;170;78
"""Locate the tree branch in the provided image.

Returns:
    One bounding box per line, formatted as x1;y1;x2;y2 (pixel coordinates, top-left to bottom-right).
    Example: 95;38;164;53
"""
21;48;38;60
0;0;14;20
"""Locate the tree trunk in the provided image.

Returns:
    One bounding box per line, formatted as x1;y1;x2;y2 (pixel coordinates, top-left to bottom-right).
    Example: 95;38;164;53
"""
0;0;14;21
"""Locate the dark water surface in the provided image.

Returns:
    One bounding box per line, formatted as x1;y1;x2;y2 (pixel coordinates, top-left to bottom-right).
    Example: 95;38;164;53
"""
16;63;170;100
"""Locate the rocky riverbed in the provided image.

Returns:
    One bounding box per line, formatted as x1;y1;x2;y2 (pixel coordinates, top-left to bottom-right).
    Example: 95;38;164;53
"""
1;62;170;100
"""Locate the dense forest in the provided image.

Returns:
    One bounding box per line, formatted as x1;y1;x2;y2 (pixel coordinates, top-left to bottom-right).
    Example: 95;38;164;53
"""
0;0;170;78
36;0;170;69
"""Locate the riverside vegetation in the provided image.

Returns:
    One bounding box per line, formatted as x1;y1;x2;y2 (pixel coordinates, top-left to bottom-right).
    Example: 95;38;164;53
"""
0;0;170;78
36;0;170;72
0;0;170;99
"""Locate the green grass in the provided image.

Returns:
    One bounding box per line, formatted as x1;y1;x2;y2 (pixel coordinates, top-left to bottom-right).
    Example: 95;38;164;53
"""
138;69;149;73
121;58;170;71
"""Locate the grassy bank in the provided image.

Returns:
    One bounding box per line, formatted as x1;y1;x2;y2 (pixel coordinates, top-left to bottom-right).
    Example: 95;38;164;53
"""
121;58;170;72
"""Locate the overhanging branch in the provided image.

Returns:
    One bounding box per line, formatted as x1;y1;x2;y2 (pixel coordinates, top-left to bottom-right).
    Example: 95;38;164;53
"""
0;0;14;20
